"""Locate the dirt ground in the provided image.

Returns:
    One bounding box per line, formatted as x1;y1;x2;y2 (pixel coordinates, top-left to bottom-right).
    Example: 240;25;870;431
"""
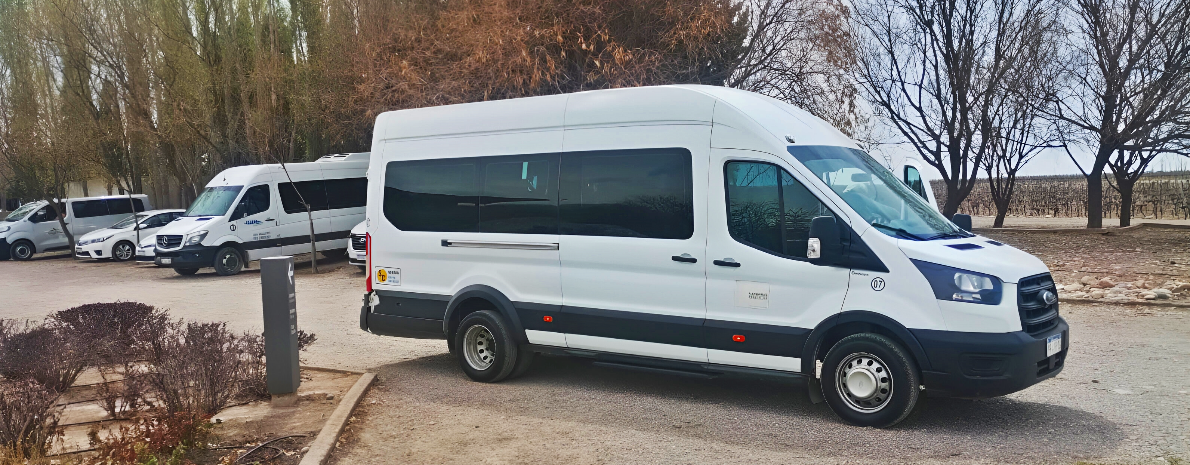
1;224;1188;464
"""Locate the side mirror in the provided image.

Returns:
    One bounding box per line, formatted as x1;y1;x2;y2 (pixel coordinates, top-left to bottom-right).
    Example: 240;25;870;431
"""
809;216;842;262
951;213;972;232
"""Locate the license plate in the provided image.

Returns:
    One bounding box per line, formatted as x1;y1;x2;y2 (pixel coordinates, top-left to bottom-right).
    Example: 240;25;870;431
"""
1046;333;1062;357
160;258;172;265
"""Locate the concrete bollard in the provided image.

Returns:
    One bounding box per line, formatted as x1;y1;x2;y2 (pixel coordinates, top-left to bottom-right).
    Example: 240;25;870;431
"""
261;256;300;407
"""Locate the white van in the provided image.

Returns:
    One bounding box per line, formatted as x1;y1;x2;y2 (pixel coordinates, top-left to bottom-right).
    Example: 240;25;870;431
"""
347;221;366;270
358;86;1067;427
153;153;368;276
75;209;185;261
883;153;941;212
0;195;151;260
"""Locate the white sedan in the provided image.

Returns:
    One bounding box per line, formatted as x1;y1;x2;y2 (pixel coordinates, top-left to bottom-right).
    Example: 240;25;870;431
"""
75;209;184;261
136;233;159;264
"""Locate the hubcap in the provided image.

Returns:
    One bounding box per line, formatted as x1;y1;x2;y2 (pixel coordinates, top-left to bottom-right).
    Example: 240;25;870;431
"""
14;244;30;258
836;352;893;413
116;244;132;260
221;251;239;270
463;325;497;370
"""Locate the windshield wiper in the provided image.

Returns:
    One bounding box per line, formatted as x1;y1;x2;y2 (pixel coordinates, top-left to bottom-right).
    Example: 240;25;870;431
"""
922;230;975;240
870;223;927;241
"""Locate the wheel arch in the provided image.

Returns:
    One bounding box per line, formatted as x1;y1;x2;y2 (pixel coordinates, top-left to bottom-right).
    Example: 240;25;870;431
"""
442;285;527;345
801;310;933;376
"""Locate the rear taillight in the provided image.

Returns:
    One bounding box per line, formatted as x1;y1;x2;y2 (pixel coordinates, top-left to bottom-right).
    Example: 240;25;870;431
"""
365;232;372;293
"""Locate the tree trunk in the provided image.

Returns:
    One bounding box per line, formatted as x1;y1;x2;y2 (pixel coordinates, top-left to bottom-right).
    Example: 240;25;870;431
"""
941;181;962;218
1118;178;1134;227
993;200;1008;228
1086;168;1104;228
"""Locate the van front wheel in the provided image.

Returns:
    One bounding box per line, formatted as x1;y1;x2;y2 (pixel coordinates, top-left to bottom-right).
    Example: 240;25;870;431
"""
213;247;244;276
821;333;920;428
9;240;34;261
454;310;520;383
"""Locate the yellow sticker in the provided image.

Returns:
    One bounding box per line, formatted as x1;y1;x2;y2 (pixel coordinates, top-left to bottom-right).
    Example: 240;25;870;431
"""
376;268;387;283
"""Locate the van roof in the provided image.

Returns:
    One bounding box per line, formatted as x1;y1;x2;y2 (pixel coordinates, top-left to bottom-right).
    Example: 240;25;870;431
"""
203;153;372;188
371;85;857;149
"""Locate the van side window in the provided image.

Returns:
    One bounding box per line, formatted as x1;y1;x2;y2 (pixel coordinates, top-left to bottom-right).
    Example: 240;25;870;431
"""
384;162;479;232
560;148;693;239
325;178;368;210
133;198;145;212
482;157;557;234
107;198;137;215
904;166;927;200
232;185;271;220
725;161;834;258
72;200;108;219
279;181;329;214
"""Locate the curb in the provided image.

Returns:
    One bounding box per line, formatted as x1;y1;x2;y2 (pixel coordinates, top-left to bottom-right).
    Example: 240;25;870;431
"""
298;372;376;465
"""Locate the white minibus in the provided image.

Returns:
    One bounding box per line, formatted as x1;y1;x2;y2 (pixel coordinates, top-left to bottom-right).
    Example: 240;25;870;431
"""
153;153;368;276
358;86;1067;427
0;194;151;260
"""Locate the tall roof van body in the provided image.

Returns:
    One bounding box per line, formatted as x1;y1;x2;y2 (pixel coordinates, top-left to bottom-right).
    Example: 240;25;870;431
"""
153;153;368;276
359;86;1066;427
0;194;150;261
881;152;941;212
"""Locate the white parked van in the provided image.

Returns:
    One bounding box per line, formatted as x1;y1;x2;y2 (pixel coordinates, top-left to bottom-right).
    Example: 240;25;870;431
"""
75;209;184;261
0;195;151;260
153;153;368;276
347;221;366;270
883;153;941;212
359;86;1067;427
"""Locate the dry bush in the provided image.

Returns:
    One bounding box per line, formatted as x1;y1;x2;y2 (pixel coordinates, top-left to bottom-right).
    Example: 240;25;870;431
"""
50;302;169;365
83;411;211;465
140;321;258;416
239;329;319;399
0;379;61;460
0;322;87;392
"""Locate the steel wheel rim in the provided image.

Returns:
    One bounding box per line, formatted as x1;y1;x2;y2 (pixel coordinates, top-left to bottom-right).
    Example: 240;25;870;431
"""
13;244;31;259
115;243;133;260
220;250;240;270
463;324;497;371
836;352;893;413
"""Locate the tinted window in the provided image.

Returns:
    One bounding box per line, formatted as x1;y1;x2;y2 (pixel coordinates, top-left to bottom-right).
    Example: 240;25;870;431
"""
232;185;271;220
133;198;145;212
482;157;557;234
141;214;167;229
560;149;693;239
31;206;53;223
385;162;479;232
325;178;368;210
279;181;329;214
726;161;834;258
904;166;927;200
72;200;108;218
107;198;136;215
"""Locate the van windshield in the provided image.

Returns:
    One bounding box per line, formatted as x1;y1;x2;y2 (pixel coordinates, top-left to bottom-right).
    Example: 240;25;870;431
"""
184;186;243;217
787;146;969;241
4;202;42;222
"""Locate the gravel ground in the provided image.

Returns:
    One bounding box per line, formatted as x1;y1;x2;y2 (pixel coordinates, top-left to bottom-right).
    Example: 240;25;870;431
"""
1;228;1188;464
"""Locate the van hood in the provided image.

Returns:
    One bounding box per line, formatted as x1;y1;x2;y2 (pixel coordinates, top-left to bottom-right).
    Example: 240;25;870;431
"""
154;216;219;237
896;236;1050;284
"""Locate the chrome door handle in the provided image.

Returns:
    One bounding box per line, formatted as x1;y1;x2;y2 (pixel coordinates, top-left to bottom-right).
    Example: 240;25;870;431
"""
713;258;741;267
671;253;697;263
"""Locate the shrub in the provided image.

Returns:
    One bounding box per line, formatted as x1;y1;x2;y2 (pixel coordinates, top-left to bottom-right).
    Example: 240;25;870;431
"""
240;329;318;398
83;411;211;465
0;379;61;460
0;323;87;392
50;302;169;366
141;321;258;416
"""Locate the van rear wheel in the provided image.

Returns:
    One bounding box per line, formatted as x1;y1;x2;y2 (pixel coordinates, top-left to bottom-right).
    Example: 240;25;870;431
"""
10;240;34;261
454;310;521;383
213;247;244;276
821;333;920;428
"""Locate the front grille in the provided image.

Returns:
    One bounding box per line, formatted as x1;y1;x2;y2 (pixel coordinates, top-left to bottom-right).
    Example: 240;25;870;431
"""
1018;273;1059;335
158;235;182;249
350;234;367;252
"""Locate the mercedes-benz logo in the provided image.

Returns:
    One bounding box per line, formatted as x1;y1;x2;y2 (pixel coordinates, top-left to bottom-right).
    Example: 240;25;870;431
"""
871;277;886;291
1040;290;1058;305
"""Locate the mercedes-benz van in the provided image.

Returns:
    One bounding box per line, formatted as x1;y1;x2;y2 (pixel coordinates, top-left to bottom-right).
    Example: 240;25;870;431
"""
0;195;150;260
154;153;368;276
357;85;1067;427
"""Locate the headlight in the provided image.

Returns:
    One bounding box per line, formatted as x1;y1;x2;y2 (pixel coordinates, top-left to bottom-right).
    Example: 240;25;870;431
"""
912;259;1003;305
185;230;208;246
100;235;114;242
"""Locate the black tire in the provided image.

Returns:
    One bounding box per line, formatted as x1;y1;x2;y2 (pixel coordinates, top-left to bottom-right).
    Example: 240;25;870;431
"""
112;241;136;262
820;333;920;428
509;345;536;379
9;240;34;261
454;310;521;383
174;267;199;276
213;246;244;276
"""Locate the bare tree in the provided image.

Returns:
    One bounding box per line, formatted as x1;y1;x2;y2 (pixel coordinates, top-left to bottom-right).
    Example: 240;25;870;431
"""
1045;0;1190;228
855;0;1057;217
727;0;861;135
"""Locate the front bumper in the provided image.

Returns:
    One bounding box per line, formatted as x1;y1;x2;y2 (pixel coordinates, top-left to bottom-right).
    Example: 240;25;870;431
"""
75;243;107;259
347;248;366;266
154;244;217;268
136;247;155;262
912;317;1069;398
